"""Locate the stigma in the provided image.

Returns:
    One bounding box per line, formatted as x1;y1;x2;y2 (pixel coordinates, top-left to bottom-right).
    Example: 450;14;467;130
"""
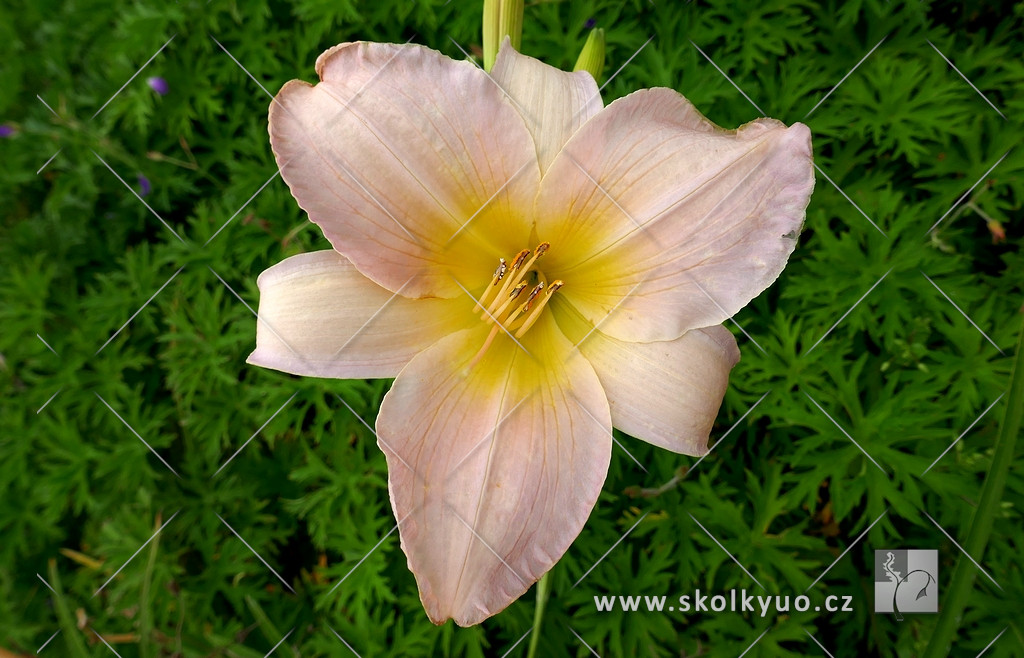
467;242;564;368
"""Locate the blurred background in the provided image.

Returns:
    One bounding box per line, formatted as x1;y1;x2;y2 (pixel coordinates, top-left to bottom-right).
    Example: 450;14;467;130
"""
1;0;1021;656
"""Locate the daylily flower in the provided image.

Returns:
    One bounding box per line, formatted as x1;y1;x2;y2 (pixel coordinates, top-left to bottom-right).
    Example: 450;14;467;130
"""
249;40;813;626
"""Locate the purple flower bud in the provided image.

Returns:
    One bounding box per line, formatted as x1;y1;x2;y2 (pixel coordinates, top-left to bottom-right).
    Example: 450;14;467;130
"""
0;124;15;138
147;77;169;96
137;174;152;197
584;18;597;29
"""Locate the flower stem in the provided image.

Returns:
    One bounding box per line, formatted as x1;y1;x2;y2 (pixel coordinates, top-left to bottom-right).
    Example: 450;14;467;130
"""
921;313;1023;658
526;571;551;658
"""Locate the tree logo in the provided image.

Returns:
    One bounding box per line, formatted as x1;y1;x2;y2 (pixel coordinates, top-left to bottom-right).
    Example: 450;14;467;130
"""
874;550;938;619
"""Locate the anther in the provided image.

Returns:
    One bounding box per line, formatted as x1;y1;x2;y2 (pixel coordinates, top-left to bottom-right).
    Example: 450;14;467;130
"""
522;283;544;312
534;242;550;257
510;249;531;270
476;257;509;312
513;280;564;339
509;282;528;298
493;258;507;283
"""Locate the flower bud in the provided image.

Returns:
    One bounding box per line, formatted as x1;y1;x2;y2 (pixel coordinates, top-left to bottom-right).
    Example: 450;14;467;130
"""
573;28;605;82
482;0;523;71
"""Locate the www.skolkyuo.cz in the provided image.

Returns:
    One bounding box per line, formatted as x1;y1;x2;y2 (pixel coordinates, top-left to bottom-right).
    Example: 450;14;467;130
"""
593;590;855;617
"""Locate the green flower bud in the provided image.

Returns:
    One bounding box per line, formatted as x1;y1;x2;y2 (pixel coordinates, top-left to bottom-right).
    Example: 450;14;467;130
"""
573;28;605;82
482;0;524;71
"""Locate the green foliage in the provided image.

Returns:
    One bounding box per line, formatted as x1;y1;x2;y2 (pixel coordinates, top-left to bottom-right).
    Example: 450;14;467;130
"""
2;0;1022;656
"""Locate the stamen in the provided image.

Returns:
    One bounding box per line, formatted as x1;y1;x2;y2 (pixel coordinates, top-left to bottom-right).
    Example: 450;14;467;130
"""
475;258;507;312
466;324;502;371
522;283;545;312
468;244;562;367
485;249;532;314
485;281;529;325
514;280;563;338
493;258;508;282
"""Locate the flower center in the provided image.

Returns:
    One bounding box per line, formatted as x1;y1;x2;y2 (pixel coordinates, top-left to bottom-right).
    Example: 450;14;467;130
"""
467;242;564;368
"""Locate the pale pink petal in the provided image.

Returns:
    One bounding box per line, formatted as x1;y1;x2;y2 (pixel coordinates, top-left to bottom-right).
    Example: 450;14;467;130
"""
490;38;602;175
559;302;740;454
270;42;540;299
376;316;611;626
536;88;814;342
247;251;469;379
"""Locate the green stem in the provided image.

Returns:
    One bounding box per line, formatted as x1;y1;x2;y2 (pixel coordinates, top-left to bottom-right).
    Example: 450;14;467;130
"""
526;571;551;658
48;559;90;657
921;315;1023;658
